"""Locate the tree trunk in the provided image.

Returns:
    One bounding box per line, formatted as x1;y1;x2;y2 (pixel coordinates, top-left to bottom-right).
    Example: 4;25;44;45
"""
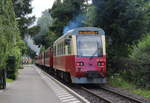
0;69;6;89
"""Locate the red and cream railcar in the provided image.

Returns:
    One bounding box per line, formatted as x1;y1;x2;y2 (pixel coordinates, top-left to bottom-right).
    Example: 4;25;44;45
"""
35;54;42;65
35;56;39;64
44;47;53;68
53;27;106;84
36;52;45;66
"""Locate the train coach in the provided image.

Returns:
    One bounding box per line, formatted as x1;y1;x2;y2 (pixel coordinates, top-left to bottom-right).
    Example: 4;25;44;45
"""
36;27;107;84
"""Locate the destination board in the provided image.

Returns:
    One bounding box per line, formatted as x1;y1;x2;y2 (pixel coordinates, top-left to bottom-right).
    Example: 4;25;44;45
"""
79;31;98;34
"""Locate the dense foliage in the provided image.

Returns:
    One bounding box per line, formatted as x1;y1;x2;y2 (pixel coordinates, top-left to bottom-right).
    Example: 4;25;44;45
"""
33;10;53;47
34;0;87;48
32;0;150;89
88;0;150;62
88;0;150;89
127;34;150;88
0;0;26;80
13;0;35;38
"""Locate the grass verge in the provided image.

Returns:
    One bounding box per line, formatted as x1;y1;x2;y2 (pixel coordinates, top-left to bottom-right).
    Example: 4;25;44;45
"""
6;78;14;83
108;75;150;98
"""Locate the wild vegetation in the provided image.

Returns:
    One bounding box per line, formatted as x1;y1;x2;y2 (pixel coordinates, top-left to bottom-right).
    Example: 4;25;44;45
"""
34;0;87;48
89;0;150;90
32;0;150;90
13;0;35;39
0;0;34;88
0;0;148;91
128;34;150;89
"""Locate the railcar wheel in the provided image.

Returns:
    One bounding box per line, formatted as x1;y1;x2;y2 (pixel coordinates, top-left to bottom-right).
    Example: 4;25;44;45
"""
63;72;71;83
60;72;63;79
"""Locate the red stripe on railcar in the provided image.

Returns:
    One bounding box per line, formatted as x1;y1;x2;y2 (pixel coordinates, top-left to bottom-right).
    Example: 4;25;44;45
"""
53;55;106;78
44;48;53;67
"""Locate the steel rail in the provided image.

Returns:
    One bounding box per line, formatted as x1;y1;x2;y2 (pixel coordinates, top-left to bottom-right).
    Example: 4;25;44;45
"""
100;87;145;103
81;87;113;103
33;65;145;103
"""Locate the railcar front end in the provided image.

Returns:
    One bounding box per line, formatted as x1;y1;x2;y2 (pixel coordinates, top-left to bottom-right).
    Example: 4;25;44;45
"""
53;27;106;84
73;28;106;84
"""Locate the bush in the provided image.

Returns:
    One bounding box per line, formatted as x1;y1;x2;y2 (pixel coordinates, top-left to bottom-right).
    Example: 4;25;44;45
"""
6;56;17;80
127;34;150;89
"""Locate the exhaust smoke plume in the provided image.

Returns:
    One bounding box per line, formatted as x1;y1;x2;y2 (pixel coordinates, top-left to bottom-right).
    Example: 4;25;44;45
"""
63;15;86;34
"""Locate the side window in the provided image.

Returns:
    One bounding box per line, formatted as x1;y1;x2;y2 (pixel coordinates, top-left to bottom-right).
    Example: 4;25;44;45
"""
47;52;48;57
63;41;65;55
58;44;60;56
61;42;64;55
62;42;64;55
68;41;71;55
59;44;61;56
57;44;59;56
56;44;58;56
64;37;72;55
60;43;62;56
54;46;56;56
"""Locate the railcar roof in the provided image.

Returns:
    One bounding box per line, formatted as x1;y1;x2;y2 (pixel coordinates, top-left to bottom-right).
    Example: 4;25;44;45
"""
54;27;105;44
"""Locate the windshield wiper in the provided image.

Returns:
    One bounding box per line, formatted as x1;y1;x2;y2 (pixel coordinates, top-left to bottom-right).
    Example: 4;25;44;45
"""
90;42;102;60
89;48;100;60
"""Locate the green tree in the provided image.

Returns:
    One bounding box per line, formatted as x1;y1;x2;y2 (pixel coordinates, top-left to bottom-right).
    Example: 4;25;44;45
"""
13;0;35;38
84;0;150;73
90;0;150;56
0;0;25;83
33;0;87;48
50;0;86;36
33;10;53;48
28;25;40;37
128;34;150;88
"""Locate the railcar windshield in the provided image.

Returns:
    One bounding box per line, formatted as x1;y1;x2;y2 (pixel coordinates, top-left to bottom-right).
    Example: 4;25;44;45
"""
77;35;102;57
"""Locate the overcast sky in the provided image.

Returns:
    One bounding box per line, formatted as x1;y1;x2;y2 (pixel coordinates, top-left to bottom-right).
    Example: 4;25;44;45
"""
27;0;92;54
31;0;92;18
26;0;55;54
31;0;55;18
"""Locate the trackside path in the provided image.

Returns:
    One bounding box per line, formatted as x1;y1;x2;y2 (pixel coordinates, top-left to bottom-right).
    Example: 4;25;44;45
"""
0;65;61;103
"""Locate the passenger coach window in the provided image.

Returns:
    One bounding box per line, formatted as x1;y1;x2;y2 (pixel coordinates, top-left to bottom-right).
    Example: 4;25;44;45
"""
65;40;71;55
56;44;58;56
54;46;56;56
64;43;65;55
61;43;63;55
62;42;64;55
58;44;60;55
68;43;71;54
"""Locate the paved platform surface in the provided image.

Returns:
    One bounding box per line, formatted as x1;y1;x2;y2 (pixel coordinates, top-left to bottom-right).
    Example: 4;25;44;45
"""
0;65;60;103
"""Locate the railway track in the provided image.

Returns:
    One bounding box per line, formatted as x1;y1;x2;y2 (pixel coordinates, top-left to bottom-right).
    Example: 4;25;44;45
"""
81;87;113;103
35;65;148;103
81;86;145;103
100;86;145;103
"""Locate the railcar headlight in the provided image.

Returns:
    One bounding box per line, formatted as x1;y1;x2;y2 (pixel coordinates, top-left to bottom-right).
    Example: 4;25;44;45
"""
101;62;105;66
80;62;84;66
97;62;101;66
97;62;105;66
76;63;80;66
76;62;84;66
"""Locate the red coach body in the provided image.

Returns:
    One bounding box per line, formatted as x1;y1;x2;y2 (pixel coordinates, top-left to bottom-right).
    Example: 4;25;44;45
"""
44;48;53;68
53;27;107;84
36;27;106;84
